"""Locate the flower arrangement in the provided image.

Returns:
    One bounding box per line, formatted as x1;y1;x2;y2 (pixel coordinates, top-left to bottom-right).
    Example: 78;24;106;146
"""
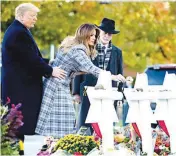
37;134;100;156
114;125;137;155
1;98;24;155
52;134;100;155
37;123;173;156
154;130;170;155
113;124;172;156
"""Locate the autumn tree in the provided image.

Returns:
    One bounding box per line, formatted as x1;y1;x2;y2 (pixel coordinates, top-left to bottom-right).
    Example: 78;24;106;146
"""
1;1;176;71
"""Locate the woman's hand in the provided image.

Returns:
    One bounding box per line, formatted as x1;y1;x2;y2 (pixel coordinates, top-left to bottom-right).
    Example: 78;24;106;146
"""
112;74;126;83
73;94;81;104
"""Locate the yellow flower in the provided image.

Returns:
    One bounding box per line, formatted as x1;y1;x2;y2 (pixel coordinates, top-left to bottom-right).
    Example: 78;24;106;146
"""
63;146;67;150
53;135;99;155
68;149;72;153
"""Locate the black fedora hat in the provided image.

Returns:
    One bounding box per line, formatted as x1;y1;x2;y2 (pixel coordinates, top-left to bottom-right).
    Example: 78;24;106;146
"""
96;18;120;34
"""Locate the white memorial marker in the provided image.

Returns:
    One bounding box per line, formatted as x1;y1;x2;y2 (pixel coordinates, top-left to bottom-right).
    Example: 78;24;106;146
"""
162;72;176;154
125;73;156;156
85;71;123;155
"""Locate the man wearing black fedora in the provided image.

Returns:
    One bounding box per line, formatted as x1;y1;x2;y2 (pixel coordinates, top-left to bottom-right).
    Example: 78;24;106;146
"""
72;18;125;134
95;18;124;82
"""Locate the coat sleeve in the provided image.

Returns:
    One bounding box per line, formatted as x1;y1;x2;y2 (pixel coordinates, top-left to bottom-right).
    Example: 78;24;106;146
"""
117;49;123;75
73;48;102;78
10;30;53;78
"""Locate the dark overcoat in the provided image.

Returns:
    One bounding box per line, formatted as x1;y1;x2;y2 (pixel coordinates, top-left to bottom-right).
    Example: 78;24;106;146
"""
72;45;123;131
1;20;52;135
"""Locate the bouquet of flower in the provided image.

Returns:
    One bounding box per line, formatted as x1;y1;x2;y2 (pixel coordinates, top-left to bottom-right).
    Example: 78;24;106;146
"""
1;98;24;155
37;134;100;156
114;125;137;154
114;124;172;156
154;129;170;155
52;134;100;155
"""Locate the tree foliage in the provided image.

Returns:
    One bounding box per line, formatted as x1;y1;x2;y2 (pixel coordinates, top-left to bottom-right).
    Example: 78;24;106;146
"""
1;1;176;71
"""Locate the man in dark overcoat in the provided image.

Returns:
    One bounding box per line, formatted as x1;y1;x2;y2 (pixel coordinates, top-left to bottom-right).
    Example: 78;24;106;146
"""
1;3;66;154
72;18;125;133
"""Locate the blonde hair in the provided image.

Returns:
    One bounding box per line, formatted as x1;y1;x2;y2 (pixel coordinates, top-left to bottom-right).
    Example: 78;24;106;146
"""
60;23;100;59
15;3;40;19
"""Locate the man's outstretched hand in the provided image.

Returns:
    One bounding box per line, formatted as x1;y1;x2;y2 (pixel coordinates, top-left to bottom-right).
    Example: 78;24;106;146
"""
52;67;67;79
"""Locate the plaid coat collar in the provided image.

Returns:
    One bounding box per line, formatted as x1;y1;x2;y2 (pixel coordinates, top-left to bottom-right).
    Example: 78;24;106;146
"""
96;42;112;70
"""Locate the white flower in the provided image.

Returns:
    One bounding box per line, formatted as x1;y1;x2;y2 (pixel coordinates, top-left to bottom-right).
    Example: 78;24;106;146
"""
1;105;8;119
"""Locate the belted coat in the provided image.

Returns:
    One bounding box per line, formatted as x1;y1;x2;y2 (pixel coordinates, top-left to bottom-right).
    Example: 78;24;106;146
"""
72;45;123;131
35;44;101;138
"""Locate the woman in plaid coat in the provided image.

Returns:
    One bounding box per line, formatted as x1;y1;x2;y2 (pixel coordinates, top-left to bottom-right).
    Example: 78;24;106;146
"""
35;24;104;138
36;24;122;138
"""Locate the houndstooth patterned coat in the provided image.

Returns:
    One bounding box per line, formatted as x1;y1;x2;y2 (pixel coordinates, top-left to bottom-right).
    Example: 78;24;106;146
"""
35;44;101;138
